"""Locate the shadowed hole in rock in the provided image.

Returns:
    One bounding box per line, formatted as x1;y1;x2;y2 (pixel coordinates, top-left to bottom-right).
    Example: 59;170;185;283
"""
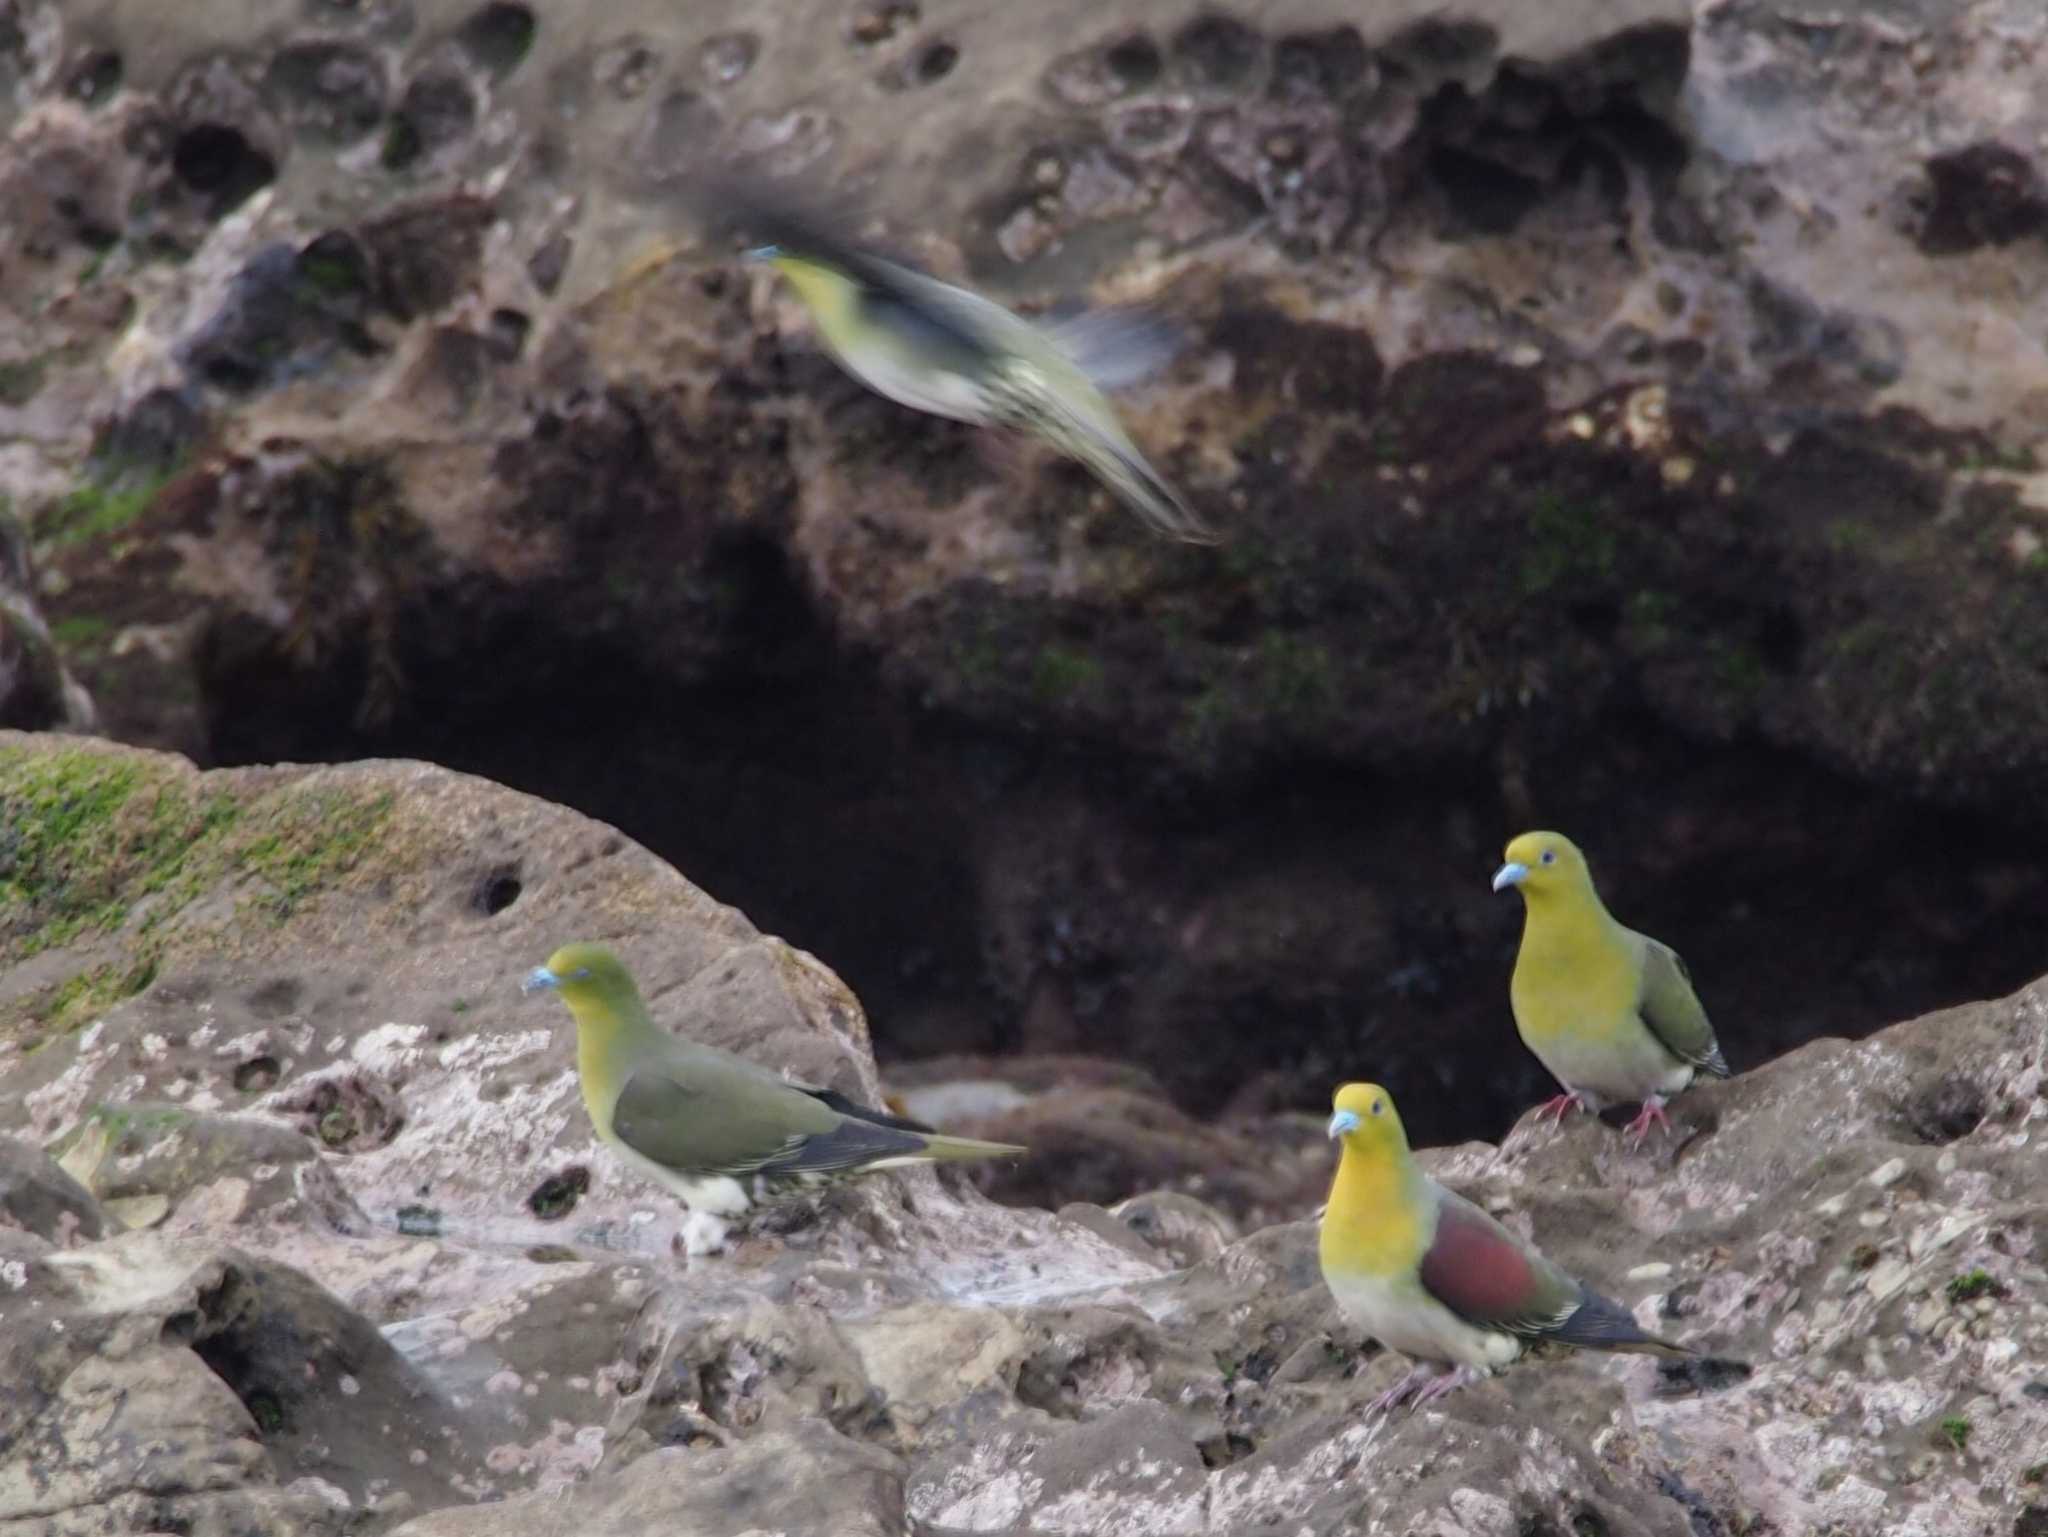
233;1056;281;1094
528;1165;590;1219
915;41;958;83
487;307;530;359
1428;140;1546;236
471;864;522;915
193;516;2048;1151
456;2;537;76
1197;1430;1257;1468
1385;17;1498;75
245;977;303;1018
1570;1510;1613;1537
386;71;478;168
1654;1355;1753;1397
67;48;123;106
1903;1075;1986;1144
1103;34;1162;91
265;41;386;144
171;123;276;216
1269;27;1368;99
1172;13;1263;90
1916;141;2048;254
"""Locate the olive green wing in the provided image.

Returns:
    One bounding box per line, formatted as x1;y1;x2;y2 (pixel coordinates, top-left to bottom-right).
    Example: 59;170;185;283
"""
1635;936;1730;1078
609;1050;930;1180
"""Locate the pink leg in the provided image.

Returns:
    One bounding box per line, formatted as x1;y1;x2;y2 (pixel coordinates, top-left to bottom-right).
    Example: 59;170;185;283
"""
1531;1090;1589;1127
1622;1094;1672;1145
1406;1365;1480;1411
1367;1363;1477;1416
1366;1363;1440;1416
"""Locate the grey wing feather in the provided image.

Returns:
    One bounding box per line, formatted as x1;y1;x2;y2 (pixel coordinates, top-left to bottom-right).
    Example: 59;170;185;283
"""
1037;307;1185;391
1636;937;1730;1077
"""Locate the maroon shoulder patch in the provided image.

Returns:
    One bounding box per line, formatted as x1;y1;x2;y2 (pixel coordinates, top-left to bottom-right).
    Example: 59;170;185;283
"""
1418;1201;1537;1325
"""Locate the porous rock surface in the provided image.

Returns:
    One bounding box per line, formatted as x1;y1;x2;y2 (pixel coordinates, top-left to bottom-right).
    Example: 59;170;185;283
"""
2;732;2046;1536
3;0;2048;1156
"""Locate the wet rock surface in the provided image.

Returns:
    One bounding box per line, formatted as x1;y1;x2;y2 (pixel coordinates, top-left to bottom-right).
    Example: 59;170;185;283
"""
1;732;2046;1535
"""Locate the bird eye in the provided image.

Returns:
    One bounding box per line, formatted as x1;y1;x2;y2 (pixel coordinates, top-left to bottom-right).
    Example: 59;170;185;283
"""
1370;1100;1383;1115
570;967;592;980
1540;850;1556;865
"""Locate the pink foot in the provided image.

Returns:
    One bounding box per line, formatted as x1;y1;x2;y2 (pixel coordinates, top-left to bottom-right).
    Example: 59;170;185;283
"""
1622;1095;1673;1145
1532;1091;1588;1128
1407;1366;1479;1411
1366;1364;1477;1417
1365;1364;1436;1416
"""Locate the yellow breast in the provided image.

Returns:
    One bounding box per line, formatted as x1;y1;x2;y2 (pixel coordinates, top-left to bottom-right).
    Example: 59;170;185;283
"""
1320;1150;1428;1280
1510;904;1638;1048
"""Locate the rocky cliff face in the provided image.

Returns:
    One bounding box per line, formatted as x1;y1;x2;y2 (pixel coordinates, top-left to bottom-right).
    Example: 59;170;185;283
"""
3;0;2048;1143
6;0;2048;1147
1;733;2045;1536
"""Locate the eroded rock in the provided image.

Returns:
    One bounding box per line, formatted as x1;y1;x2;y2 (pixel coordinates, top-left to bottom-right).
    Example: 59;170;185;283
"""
1;733;2043;1534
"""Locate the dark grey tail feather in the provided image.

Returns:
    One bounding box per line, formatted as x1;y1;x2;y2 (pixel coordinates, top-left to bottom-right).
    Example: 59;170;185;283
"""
1554;1290;1692;1357
1701;1043;1733;1078
805;1084;937;1135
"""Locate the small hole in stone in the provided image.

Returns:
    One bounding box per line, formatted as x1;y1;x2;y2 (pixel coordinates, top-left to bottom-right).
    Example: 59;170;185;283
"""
528;1165;590;1220
233;1055;282;1094
1172;13;1263;90
473;865;523;916
171;123;277;215
456;2;537;76
1904;1075;1986;1145
68;48;124;106
916;41;958;82
487;307;530;359
1103;35;1162;90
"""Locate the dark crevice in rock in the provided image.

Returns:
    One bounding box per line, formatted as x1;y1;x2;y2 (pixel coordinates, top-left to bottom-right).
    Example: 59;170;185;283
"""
192;529;2048;1150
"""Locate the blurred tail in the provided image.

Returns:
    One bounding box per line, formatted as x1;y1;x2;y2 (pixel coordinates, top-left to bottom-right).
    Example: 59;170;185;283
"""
917;1132;1029;1162
1030;381;1220;545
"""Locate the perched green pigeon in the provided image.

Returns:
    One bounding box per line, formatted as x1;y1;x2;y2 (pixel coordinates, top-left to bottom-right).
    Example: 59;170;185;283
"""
1493;831;1731;1143
1320;1081;1688;1413
523;942;1025;1254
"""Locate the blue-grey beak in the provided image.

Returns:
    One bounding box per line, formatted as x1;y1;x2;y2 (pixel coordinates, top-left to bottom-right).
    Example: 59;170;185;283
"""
745;243;781;263
520;965;560;996
1491;861;1529;893
1326;1109;1361;1139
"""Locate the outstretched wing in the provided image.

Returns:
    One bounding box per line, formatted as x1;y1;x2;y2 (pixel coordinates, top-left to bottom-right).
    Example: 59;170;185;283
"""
1636;937;1730;1077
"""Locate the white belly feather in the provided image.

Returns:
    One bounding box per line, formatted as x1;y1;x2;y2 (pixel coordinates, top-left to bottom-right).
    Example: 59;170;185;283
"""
1536;1022;1695;1108
1325;1268;1523;1373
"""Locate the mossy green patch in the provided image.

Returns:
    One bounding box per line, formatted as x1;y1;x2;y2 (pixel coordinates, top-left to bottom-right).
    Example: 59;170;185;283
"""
1937;1414;1970;1452
48;614;114;652
48;464;175;546
235;787;395;920
1520;489;1617;596
1944;1268;2003;1304
1031;646;1103;705
2;746;401;1032
30;958;161;1034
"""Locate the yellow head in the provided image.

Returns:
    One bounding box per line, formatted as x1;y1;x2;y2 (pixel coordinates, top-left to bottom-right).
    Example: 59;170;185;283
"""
1325;1081;1410;1162
1491;830;1595;902
521;942;645;1031
755;247;857;326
